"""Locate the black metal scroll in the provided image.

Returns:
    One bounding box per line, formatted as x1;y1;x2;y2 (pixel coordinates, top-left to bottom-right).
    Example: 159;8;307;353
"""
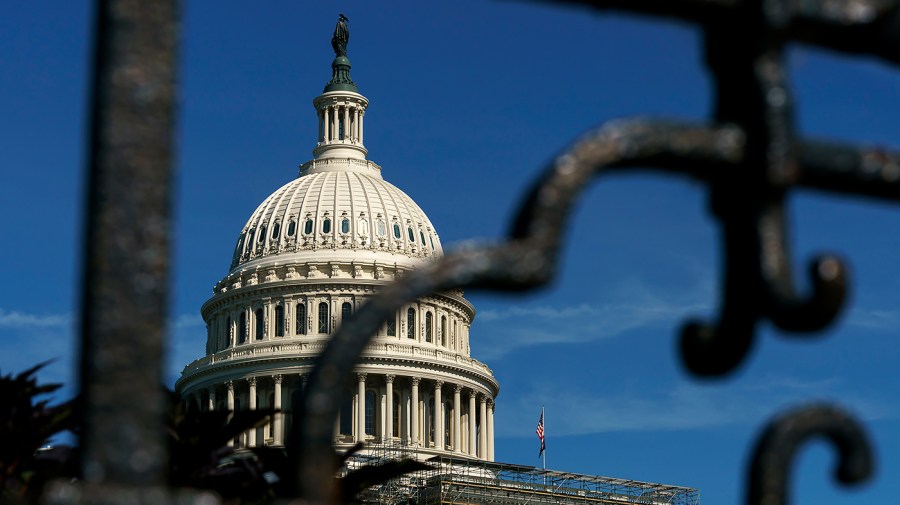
747;404;873;505
64;1;894;504
296;0;898;503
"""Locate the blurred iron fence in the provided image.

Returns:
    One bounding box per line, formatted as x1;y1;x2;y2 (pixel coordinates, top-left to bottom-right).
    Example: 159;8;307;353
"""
54;0;900;504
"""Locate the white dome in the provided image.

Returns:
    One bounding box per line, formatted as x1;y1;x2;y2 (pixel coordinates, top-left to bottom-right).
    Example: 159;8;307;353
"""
229;157;443;274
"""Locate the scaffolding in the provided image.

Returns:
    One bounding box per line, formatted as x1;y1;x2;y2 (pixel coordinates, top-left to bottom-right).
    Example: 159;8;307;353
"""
346;446;699;505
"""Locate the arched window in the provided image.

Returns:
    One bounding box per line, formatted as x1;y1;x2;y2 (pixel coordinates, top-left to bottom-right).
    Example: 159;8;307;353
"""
393;222;401;239
296;303;306;335
322;218;331;234
247;229;255;245
386;314;396;337
376;219;386;237
318;302;330;334
287;220;296;237
407;227;415;242
303;218;313;235
365;390;376;435
430;234;435;251
420;230;426;246
407;308;416;339
342;302;352;323
258;226;266;243
358;218;368;236
255;308;264;340
274;305;284;337
425;312;433;343
339;390;353;436
271;222;281;239
239;312;247;344
441;316;447;347
340;217;350;234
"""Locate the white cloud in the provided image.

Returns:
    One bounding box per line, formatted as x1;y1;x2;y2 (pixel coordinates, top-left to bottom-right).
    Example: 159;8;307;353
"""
0;309;71;329
500;377;892;437
474;299;709;360
843;306;900;331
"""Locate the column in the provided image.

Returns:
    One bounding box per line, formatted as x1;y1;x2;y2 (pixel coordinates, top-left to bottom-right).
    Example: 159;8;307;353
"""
273;375;283;446
453;385;462;452
208;387;216;411
479;396;487;459
353;107;360;141
357;373;367;443
343;105;350;142
434;381;443;450
226;381;235;447
332;107;339;141
411;378;420;446
468;391;477;456
323;106;330;142
248;377;257;448
359;111;364;145
386;375;395;443
487;400;495;461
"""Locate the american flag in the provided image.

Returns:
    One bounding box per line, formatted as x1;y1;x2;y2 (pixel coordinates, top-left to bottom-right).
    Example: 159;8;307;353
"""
536;408;545;457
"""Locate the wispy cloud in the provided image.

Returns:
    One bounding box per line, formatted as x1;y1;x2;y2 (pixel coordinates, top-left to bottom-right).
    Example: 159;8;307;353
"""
0;307;205;388
844;306;900;331
474;294;710;360
501;377;892;437
0;309;71;329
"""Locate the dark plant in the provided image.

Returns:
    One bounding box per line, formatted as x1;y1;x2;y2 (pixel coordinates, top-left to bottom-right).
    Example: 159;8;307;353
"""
0;362;77;505
164;389;430;504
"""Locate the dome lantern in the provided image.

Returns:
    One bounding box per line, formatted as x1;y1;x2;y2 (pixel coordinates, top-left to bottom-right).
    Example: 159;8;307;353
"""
313;14;368;161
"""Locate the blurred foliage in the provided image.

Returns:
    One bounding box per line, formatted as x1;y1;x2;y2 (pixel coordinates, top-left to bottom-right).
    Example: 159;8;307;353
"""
1;367;430;504
0;362;77;505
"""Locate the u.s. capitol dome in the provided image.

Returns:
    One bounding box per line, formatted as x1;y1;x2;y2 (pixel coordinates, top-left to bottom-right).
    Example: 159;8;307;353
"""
177;20;498;462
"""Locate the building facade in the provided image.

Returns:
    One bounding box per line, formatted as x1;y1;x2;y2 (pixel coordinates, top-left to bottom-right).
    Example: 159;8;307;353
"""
175;20;499;462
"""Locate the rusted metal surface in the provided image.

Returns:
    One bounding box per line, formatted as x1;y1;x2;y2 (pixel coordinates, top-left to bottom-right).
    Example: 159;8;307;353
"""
61;0;897;504
57;0;181;502
747;404;873;505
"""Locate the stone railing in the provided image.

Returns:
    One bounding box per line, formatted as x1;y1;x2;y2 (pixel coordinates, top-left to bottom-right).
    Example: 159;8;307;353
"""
181;338;493;377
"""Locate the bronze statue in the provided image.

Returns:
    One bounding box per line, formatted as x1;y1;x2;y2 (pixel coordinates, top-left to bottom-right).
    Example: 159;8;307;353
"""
331;14;349;57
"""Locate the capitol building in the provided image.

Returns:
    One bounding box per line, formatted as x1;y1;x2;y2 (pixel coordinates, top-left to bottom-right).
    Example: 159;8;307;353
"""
175;18;498;462
176;18;698;505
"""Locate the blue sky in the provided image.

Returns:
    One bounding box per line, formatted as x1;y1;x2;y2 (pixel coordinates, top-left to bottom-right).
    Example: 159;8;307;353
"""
3;1;900;503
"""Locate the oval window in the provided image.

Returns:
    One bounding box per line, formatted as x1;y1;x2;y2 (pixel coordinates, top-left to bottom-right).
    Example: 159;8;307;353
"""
407;227;415;242
393;223;401;239
304;218;313;235
271;222;281;239
322;218;332;234
377;220;386;237
287;220;296;237
341;218;350;234
358;218;368;235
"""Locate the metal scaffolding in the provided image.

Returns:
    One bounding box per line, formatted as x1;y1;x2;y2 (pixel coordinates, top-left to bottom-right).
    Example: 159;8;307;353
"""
348;447;699;505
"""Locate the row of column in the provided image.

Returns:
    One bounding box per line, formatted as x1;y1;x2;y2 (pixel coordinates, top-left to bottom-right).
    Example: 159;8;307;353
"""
319;103;364;144
192;372;495;460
